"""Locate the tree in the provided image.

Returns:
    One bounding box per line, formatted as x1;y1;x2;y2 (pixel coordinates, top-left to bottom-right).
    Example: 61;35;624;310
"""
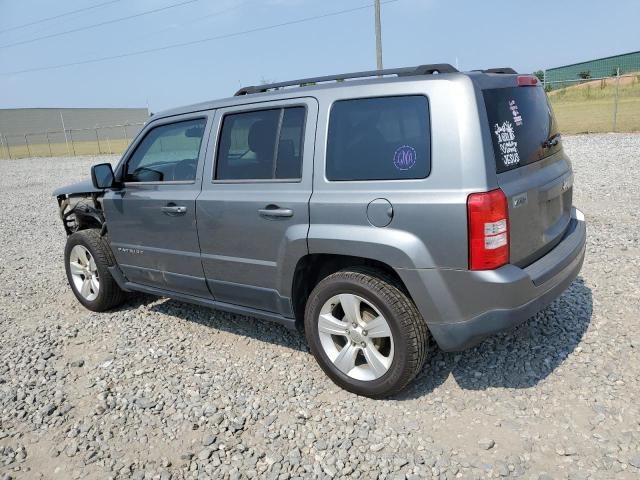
578;71;591;80
533;70;545;83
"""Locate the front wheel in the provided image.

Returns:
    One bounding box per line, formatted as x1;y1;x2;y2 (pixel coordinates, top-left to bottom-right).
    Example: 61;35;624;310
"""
304;268;429;398
64;229;126;312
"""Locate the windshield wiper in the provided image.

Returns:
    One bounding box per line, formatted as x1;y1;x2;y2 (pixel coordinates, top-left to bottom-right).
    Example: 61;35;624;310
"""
542;133;561;149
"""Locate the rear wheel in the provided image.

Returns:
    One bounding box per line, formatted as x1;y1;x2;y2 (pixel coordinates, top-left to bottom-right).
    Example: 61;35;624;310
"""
64;229;126;311
304;268;429;398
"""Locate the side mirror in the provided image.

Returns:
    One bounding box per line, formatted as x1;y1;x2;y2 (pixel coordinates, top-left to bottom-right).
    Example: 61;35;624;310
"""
91;163;115;189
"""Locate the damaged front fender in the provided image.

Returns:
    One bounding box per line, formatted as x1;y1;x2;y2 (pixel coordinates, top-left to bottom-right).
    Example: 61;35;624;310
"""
54;178;106;235
52;178;102;198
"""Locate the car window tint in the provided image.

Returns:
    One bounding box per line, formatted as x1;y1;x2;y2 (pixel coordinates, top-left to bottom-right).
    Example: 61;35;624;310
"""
124;119;205;183
276;107;305;179
326;96;431;181
216;107;306;181
483;86;560;173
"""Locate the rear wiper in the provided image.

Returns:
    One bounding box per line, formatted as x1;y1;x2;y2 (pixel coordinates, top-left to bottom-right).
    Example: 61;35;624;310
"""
542;133;561;149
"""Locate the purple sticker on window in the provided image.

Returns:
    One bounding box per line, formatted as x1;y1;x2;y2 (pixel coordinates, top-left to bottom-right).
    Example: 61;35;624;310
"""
393;145;417;171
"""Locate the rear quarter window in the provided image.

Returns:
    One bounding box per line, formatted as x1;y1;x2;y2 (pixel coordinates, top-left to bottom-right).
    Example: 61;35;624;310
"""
326;95;431;181
484;86;561;173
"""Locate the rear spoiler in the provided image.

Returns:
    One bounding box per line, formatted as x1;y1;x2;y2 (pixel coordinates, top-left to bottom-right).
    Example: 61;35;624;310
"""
474;68;518;74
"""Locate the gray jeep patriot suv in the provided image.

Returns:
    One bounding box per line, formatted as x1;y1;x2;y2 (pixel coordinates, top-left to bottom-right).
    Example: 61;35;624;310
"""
54;64;586;398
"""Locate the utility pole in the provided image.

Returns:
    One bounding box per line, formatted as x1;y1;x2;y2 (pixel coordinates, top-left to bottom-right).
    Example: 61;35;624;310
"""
374;0;383;70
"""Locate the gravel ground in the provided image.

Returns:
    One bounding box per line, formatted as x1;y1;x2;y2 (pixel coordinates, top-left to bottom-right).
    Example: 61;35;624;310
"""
0;133;639;480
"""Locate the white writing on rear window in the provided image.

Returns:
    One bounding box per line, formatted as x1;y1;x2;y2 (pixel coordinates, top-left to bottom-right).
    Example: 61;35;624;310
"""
509;99;523;126
494;121;520;167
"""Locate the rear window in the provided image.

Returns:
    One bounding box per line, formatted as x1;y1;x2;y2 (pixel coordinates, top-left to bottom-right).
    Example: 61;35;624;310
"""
483;86;561;173
326;96;430;181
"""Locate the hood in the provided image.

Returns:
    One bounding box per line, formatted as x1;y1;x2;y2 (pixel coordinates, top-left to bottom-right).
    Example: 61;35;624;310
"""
53;178;102;197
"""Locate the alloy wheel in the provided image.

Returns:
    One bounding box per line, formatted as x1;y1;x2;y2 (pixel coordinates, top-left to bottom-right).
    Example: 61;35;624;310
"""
68;245;100;301
317;293;394;381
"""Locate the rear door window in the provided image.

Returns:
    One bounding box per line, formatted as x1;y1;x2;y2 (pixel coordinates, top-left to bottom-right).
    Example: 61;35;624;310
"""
215;106;306;181
326;95;431;181
483;86;561;173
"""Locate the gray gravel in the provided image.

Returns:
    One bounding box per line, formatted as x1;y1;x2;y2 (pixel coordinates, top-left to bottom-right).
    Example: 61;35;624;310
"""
1;133;639;479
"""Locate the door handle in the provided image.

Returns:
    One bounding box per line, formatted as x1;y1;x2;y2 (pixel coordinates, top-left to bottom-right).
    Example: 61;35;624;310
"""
161;205;187;216
258;206;293;218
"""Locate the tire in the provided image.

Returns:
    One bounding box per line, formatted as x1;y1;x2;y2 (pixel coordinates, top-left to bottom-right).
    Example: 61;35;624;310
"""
64;229;126;312
304;267;429;398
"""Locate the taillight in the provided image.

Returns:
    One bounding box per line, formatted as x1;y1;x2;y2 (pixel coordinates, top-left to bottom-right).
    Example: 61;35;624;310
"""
517;75;539;86
467;189;509;270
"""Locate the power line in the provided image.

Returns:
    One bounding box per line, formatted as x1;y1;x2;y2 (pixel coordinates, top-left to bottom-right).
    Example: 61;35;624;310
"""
0;0;123;35
199;1;252;21
0;0;200;49
1;0;400;76
142;1;253;38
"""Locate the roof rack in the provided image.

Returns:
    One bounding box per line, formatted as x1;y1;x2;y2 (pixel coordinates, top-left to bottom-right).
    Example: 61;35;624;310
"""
234;63;458;96
482;67;518;74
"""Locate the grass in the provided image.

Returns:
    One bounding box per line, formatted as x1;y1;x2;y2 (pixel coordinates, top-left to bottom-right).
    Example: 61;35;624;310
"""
0;139;130;159
548;74;640;134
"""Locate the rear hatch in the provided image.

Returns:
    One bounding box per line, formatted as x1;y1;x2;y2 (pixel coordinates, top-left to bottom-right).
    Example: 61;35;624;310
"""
481;76;573;266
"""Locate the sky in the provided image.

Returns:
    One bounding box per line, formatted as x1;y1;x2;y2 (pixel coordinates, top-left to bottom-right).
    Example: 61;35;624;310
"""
0;0;638;112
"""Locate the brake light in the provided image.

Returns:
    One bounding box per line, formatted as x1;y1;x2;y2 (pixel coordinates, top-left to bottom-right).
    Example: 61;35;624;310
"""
467;189;509;270
517;75;539;86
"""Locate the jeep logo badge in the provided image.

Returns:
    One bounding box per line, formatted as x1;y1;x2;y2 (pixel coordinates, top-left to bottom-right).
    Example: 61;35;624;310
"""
512;193;528;208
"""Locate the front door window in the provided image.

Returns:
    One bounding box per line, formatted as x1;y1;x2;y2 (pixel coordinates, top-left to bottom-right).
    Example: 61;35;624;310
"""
124;119;206;183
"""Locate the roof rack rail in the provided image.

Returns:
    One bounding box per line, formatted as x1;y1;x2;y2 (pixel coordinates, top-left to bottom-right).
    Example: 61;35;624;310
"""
482;67;518;74
234;63;458;96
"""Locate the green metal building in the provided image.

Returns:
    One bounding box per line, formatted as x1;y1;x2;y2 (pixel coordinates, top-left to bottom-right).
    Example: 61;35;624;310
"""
545;51;640;88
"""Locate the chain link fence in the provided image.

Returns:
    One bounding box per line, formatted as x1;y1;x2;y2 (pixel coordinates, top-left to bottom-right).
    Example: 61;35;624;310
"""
0;122;145;159
544;70;640;134
542;50;640;134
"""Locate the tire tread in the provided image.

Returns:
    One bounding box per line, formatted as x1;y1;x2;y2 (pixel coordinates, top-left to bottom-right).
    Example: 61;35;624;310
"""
65;229;125;311
305;266;429;398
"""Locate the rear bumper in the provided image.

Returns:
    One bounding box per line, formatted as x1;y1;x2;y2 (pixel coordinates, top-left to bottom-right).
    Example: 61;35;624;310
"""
398;207;586;351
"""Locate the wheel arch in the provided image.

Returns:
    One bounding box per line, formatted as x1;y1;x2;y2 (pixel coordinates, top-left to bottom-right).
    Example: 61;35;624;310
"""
290;253;414;330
